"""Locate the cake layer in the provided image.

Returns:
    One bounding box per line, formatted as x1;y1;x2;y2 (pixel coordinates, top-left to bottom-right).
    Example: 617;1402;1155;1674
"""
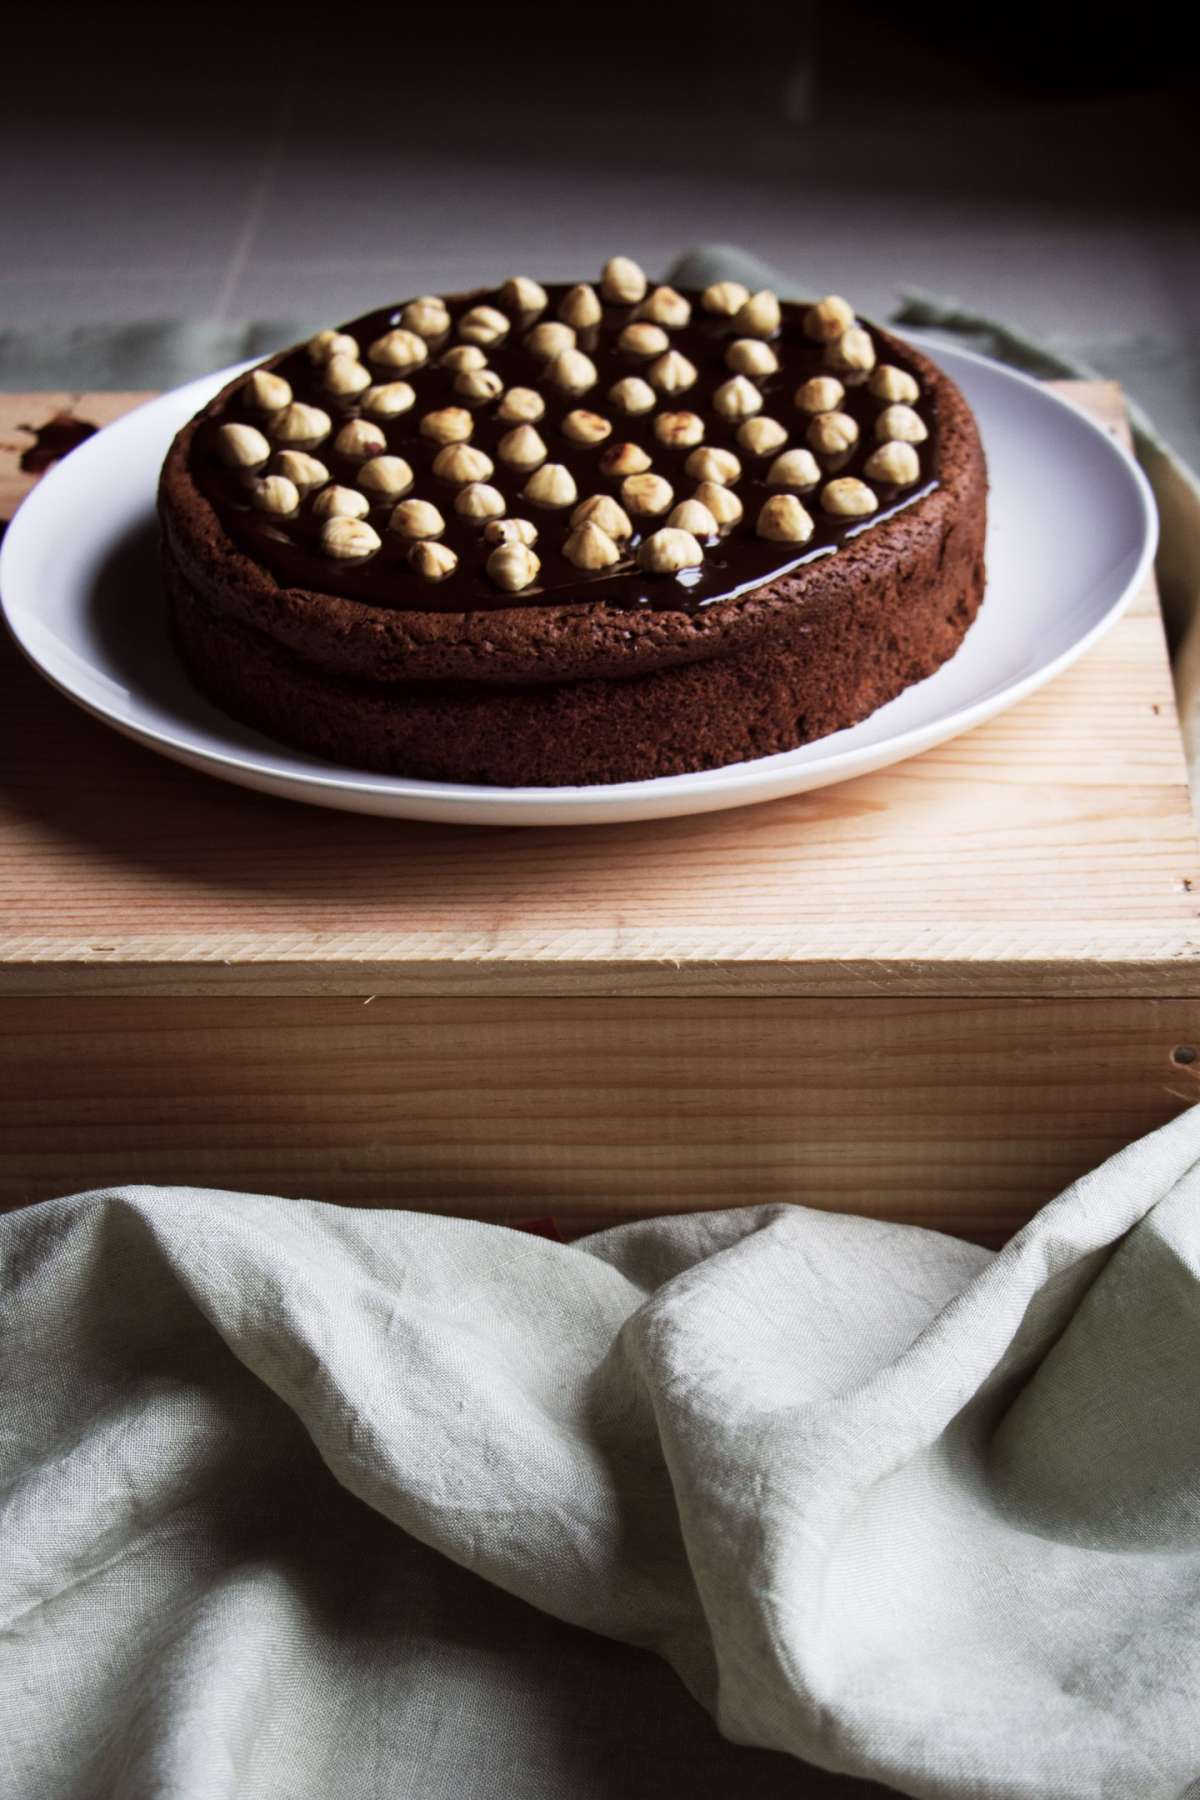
166;519;985;786
161;335;983;689
159;268;987;784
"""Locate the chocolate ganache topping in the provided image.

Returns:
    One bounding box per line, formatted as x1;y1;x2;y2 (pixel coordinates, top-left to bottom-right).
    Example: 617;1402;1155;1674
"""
192;267;937;615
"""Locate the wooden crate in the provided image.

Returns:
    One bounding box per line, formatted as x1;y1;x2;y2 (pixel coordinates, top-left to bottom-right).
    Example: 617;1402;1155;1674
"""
2;383;1197;1241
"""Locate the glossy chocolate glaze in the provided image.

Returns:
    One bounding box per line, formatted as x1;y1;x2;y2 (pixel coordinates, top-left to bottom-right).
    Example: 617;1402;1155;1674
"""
192;285;937;615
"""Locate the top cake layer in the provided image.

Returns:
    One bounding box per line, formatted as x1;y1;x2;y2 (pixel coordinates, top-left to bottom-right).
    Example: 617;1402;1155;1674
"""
189;260;937;617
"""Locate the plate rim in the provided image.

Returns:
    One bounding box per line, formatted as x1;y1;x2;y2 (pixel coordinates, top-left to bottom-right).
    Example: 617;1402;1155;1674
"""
0;336;1160;819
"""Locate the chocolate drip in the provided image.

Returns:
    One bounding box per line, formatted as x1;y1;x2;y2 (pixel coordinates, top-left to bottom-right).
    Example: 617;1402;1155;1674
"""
20;411;99;473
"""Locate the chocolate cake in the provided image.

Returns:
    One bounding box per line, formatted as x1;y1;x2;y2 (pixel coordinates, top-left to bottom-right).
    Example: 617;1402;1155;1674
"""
159;260;987;786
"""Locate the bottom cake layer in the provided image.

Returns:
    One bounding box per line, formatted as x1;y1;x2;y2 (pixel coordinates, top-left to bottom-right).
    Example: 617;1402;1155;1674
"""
165;548;986;787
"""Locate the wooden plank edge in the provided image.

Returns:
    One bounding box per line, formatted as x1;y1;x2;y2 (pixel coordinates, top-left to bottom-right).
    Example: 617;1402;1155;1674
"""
3;955;1200;999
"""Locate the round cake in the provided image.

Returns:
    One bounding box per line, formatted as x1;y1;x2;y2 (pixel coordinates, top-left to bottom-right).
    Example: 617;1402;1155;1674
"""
159;260;987;786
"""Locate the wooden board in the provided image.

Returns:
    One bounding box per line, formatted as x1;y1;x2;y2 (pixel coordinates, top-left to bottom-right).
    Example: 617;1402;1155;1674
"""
0;383;1197;1234
0;385;1197;1001
0;994;1194;1240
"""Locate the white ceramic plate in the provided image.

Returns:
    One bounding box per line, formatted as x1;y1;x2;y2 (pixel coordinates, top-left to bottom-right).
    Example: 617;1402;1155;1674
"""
0;341;1157;827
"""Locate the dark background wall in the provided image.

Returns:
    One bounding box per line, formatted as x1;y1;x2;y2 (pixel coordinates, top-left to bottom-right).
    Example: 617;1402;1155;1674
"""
2;1;1196;350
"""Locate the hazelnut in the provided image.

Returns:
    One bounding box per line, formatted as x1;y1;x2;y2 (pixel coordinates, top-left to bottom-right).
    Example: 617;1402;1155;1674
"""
319;517;380;560
484;517;538;547
600;255;647;305
312;485;370;521
684;445;741;485
618;321;669;358
821;477;878;517
548;348;598;395
432;443;494;484
875;403;927;444
654;411;705;448
621;471;673;516
667;498;718;536
693;480;743;526
361;382;416;419
701;279;749;317
367;328;428;373
608;376;655;414
272;450;328;491
725;338;778;377
561;409;612;445
870;364;920;405
420;406;474;445
636;528;703;574
635;285;691;329
501;275;548;314
267;403;331;445
522;463;578;508
454;482;506;519
454;367;505;402
733;289;781;339
712;375;762;421
806;411;860;456
756;495;814;544
402;295;451;339
558;283;602;329
458;305;509;346
497;386;546;423
441;344;488;373
827;327;876;375
795;375;845;414
563;521;621;571
216;421;271;468
497;424;548;468
307;329;358;364
389;498;445;538
248;473;299;516
242;369;292;412
358;455;414;500
572;494;632;540
524;321;575;360
804;295;855;343
333;418;387;460
409;540;459;581
737;416;788;457
863;441;921;486
487;541;541;592
647;349;697;393
600;441;652;478
766;448;821;488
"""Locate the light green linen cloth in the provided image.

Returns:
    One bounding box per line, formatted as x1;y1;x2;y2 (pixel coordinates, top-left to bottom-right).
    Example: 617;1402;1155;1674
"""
4;1107;1200;1799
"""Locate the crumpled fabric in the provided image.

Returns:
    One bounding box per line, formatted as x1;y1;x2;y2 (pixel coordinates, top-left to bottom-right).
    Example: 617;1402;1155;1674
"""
4;1107;1200;1799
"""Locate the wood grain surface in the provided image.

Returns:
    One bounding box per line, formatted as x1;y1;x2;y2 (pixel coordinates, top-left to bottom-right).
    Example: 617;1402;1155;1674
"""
0;381;1196;1232
1;995;1196;1240
1;383;1197;1002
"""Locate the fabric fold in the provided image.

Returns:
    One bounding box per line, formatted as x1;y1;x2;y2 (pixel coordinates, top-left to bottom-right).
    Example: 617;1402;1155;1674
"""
5;1109;1200;1798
